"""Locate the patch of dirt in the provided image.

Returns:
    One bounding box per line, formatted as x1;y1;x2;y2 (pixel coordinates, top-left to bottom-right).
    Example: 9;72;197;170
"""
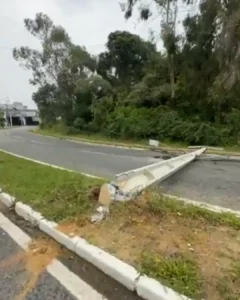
58;198;240;300
15;237;63;300
88;187;100;202
0;252;25;270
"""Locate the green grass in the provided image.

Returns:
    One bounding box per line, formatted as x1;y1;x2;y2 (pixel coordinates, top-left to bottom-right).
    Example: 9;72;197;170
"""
217;262;240;300
139;252;202;299
0;151;104;221
32;127;240;157
147;193;240;230
32;128;149;149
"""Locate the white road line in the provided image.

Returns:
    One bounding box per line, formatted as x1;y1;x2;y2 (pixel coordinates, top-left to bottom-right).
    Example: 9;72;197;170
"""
0;212;30;249
66;147;150;161
9;135;48;146
11;135;25;140
29;131;145;151
48;260;107;300
0;213;107;300
11;135;149;161
30;140;48;145
0;148;103;179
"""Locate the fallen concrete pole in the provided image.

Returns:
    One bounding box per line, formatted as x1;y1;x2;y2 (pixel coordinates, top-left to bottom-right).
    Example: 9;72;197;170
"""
188;145;224;151
114;147;206;200
93;148;206;222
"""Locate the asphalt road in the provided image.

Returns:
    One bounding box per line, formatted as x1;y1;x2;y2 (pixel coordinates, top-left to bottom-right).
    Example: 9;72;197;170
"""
0;209;142;300
161;160;240;210
1;126;240;210
0;127;159;178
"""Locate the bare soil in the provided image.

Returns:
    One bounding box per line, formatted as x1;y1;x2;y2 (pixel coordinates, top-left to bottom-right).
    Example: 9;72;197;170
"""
58;194;240;300
15;237;63;300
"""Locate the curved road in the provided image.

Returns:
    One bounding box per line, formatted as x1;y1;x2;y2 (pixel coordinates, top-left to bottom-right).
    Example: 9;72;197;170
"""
1;126;240;210
0;127;159;178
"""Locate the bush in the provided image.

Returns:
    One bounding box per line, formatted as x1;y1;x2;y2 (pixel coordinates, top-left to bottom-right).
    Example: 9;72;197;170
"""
225;109;240;140
103;106;229;145
73;117;86;130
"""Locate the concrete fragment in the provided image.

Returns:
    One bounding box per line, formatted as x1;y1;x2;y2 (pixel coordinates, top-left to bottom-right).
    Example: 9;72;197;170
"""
91;206;109;223
98;183;114;207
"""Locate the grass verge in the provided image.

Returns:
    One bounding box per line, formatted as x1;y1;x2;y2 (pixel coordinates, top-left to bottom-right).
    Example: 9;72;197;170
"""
0;150;104;221
59;194;240;300
139;252;202;298
32;127;240;156
31;128;149;149
0;150;240;299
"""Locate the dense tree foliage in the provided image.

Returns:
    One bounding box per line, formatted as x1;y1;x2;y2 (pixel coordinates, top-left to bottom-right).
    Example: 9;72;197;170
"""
13;2;240;145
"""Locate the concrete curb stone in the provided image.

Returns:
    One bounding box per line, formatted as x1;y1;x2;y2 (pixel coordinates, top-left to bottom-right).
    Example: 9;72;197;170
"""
15;202;44;226
162;194;240;218
1;191;192;300
136;276;189;300
0;192;15;207
75;240;139;291
39;219;79;252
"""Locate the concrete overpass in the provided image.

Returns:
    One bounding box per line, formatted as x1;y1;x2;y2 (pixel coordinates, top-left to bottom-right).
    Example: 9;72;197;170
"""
0;102;39;126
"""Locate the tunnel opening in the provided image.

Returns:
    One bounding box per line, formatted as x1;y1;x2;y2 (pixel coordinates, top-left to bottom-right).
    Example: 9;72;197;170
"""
25;117;39;126
6;116;22;126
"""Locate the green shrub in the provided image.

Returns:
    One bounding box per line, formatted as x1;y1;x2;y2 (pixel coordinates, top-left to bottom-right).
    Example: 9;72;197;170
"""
103;106;228;145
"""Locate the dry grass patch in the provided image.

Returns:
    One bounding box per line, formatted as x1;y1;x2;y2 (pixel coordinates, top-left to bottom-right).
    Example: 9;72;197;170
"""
58;193;240;300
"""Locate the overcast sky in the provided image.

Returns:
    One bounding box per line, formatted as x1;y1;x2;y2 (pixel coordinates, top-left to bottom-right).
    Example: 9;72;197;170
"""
0;0;192;108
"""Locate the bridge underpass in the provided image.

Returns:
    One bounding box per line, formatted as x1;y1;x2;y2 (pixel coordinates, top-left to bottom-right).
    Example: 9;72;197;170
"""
6;115;39;126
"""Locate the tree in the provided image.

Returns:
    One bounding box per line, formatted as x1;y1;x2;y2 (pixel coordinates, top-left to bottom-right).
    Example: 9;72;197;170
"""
123;0;187;98
97;31;156;88
215;0;240;89
13;13;72;86
13;5;240;146
13;13;97;126
32;84;58;125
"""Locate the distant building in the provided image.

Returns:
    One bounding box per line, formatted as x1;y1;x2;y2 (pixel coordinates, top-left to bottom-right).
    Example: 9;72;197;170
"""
0;102;39;126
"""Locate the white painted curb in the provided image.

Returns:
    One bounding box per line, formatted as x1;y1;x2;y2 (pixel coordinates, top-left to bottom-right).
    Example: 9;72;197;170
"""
0;192;193;299
10;190;235;299
0;192;15;207
162;194;240;218
136;276;189;300
75;240;139;291
15;202;44;225
39;219;79;252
